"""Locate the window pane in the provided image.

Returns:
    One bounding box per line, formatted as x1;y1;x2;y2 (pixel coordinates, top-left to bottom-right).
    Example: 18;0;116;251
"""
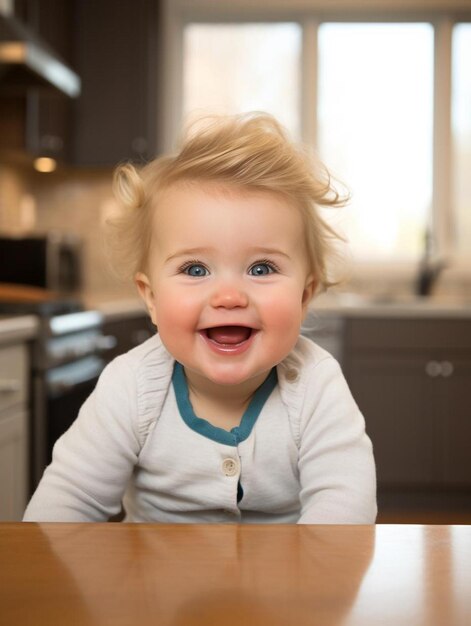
452;24;471;259
183;23;301;138
318;23;433;261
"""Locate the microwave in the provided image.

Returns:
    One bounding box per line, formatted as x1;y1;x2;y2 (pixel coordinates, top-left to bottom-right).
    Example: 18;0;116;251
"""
0;233;82;292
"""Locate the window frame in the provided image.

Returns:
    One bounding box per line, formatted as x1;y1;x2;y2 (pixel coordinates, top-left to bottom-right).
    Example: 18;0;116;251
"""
160;1;471;276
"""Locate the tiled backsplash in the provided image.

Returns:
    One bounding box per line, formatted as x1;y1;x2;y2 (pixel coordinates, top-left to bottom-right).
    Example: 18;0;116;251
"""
0;164;136;298
0;164;33;234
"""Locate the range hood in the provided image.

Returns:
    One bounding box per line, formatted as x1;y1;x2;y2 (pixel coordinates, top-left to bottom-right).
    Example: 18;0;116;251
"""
0;13;80;98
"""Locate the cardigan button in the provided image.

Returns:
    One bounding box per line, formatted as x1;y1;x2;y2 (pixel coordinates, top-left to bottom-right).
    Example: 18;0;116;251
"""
222;458;239;477
285;368;298;382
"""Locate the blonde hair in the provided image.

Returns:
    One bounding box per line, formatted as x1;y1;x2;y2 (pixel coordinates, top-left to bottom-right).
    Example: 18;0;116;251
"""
106;112;348;294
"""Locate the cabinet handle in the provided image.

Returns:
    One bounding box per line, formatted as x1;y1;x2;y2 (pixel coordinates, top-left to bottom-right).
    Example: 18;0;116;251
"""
0;380;21;394
425;361;441;377
440;361;454;378
425;360;454;378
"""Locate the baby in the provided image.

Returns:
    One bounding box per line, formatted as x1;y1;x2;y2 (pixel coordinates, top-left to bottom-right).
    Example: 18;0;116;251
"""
24;113;377;524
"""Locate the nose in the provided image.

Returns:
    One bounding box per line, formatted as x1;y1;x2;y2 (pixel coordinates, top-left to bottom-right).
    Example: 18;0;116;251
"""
210;282;249;309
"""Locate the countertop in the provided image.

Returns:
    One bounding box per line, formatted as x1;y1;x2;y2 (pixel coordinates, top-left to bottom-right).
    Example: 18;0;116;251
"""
1;523;470;626
0;315;39;346
312;292;471;318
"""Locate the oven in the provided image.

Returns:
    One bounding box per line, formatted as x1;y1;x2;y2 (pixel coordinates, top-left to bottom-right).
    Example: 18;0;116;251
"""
44;360;102;459
30;311;116;493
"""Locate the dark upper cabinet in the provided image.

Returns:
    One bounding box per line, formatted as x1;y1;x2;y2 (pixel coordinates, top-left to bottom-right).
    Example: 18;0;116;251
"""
0;90;71;161
14;0;74;60
26;0;75;162
26;90;71;161
1;0;160;167
0;0;75;161
71;0;159;167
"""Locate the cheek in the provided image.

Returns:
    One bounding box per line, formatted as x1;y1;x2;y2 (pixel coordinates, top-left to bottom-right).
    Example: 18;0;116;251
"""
152;289;197;359
259;285;305;330
260;295;304;364
266;308;304;350
153;285;201;331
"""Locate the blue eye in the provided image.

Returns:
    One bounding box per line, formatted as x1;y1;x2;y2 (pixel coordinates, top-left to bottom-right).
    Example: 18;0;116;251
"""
183;263;208;277
249;263;275;276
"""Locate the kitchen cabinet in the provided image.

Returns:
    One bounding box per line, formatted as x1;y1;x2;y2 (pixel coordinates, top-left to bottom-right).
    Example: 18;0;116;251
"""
27;0;75;162
0;0;74;161
1;0;160;166
344;317;471;489
5;0;76;162
72;0;160;166
0;342;29;521
102;312;155;363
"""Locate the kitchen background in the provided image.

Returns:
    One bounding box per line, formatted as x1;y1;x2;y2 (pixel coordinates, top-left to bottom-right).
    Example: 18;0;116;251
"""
1;0;471;522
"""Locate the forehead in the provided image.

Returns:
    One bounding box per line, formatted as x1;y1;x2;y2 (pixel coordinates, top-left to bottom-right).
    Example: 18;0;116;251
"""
152;182;305;247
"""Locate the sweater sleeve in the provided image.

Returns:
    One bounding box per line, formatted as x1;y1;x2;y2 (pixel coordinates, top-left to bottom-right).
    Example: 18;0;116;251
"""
297;357;377;524
23;356;141;522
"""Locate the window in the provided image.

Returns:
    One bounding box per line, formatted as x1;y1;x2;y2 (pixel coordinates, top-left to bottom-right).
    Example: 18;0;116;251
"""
317;23;433;261
166;3;471;265
183;23;302;138
452;23;471;260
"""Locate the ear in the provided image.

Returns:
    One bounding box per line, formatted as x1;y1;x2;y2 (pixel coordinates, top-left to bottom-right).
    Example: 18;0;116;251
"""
135;272;157;326
301;274;317;319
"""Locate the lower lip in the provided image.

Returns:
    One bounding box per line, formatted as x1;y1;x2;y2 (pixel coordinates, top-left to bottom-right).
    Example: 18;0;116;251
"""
199;330;258;356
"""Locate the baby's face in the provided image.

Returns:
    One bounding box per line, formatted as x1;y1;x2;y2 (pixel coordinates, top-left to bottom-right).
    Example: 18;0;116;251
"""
136;183;315;388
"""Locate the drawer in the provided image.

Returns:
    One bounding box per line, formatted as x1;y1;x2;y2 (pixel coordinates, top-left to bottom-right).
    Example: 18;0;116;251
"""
346;318;471;351
0;343;28;414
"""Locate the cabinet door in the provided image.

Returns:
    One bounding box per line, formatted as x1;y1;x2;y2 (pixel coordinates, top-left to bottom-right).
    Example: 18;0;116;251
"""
437;356;471;486
347;355;436;487
0;409;28;521
26;91;71;161
72;0;159;166
19;0;75;161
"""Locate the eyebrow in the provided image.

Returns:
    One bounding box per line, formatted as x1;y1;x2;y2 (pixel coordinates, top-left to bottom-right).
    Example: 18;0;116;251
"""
248;247;292;260
164;247;215;264
164;246;292;264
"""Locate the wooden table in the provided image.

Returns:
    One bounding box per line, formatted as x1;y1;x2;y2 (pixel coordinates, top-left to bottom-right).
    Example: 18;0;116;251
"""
1;523;470;625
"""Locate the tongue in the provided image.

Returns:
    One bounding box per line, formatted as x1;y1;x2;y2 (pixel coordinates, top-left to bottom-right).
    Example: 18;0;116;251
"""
207;326;252;344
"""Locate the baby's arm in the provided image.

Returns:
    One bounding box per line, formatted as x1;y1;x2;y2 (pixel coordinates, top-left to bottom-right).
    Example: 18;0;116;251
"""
297;357;377;524
23;357;141;522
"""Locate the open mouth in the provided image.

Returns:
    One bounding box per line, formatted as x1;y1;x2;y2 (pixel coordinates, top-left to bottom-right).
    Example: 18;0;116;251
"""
199;325;257;354
204;325;253;345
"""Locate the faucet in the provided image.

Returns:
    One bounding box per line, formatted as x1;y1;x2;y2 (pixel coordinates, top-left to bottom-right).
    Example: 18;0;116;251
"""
416;260;447;296
415;227;447;296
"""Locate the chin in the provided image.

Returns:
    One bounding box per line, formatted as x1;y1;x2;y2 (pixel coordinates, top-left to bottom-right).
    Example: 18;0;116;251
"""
205;370;251;386
205;363;271;387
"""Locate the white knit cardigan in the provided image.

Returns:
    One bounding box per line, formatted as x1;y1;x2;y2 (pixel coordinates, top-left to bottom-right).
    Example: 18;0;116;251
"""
23;334;377;524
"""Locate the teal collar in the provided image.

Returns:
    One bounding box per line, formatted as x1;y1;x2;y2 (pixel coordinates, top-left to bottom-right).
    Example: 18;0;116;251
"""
172;362;277;446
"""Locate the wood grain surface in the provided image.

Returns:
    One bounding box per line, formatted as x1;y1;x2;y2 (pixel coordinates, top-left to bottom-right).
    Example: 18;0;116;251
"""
1;523;470;626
